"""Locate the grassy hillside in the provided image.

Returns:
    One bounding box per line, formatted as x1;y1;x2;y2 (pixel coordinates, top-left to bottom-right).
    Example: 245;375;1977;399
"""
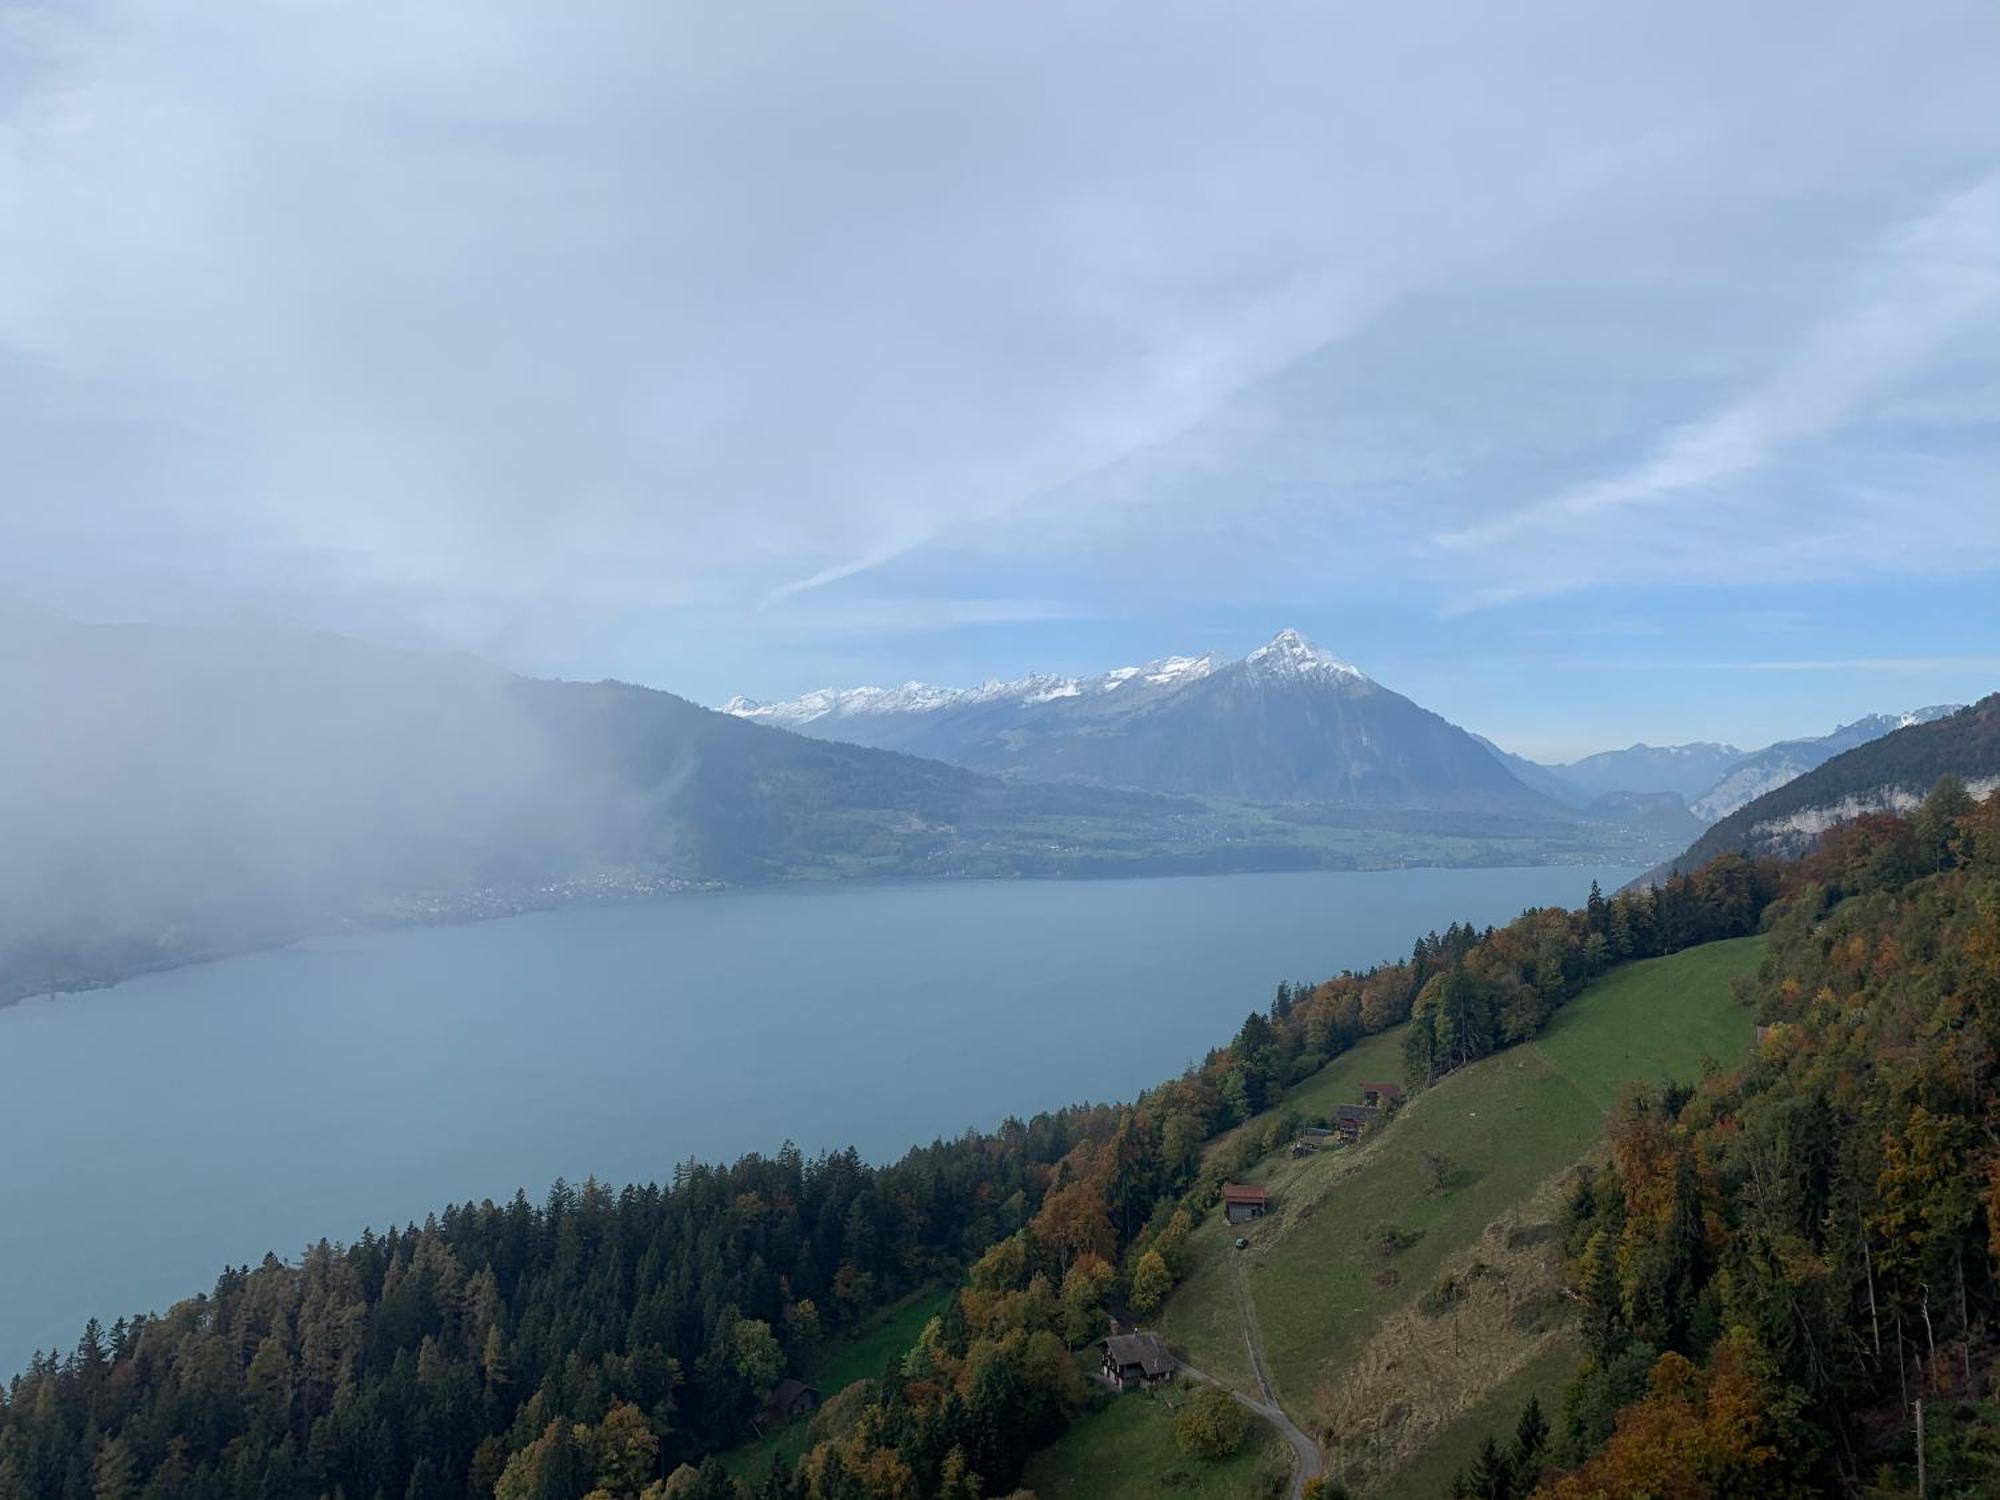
1157;936;1764;1496
1021;1380;1291;1500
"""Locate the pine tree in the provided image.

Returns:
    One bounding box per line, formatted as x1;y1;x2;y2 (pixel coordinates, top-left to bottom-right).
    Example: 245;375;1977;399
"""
1464;1435;1513;1500
89;1438;137;1500
1579;1228;1623;1363
1511;1394;1548;1484
1913;774;1972;870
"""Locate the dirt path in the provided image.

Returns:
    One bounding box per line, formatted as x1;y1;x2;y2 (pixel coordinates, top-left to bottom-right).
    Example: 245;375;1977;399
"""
1176;1253;1323;1500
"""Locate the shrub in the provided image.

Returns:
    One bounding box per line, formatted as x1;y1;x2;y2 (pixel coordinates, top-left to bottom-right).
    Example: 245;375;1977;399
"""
1418;1273;1466;1315
1174;1386;1250;1461
1371;1223;1423;1258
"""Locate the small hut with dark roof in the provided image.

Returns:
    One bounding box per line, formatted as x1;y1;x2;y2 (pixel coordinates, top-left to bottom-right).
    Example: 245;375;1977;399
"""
1099;1332;1175;1390
758;1378;820;1428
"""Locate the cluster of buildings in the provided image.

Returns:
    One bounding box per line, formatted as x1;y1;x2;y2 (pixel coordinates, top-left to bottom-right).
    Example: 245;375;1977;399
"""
1097;1078;1411;1398
1289;1079;1402;1159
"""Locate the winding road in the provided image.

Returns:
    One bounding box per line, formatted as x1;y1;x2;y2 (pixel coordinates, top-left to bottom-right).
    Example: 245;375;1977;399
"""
1174;1253;1323;1500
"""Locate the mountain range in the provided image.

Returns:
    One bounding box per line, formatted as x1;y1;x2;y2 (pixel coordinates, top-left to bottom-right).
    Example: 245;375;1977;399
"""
1684;706;1963;819
732;629;1561;813
1639;693;2000;883
728;631;1961;829
10;618;1981;1005
0;621;1672;1007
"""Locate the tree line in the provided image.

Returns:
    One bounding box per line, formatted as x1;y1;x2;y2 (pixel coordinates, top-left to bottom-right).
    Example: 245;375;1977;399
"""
1441;777;2000;1497
0;827;1807;1499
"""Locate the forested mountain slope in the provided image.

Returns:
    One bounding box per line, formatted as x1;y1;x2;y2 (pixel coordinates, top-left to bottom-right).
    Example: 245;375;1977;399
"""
1154;937;1763;1498
1640;692;2000;885
1504;780;2000;1497
0;824;1779;1499
15;747;1988;1499
1687;704;1962;821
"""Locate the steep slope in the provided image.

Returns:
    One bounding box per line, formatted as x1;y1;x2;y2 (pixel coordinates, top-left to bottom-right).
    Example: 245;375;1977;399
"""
1687;704;1963;820
732;630;1564;814
1645;693;2000;883
1156;937;1763;1497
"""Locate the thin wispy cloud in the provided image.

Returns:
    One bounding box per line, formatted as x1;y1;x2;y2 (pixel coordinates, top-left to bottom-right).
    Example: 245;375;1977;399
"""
0;1;1996;708
762;598;1099;637
1441;173;2000;554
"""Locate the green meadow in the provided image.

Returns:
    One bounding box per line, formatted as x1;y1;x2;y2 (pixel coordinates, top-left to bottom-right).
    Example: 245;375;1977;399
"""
1158;936;1764;1493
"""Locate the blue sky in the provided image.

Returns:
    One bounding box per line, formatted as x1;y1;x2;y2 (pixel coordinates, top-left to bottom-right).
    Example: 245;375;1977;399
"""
3;1;1997;761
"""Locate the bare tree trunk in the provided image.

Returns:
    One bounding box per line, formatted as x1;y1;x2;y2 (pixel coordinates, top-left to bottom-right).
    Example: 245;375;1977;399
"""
1897;1313;1908;1412
1916;1396;1927;1498
1861;1218;1882;1359
1959;1255;1972;1389
1921;1286;1938;1391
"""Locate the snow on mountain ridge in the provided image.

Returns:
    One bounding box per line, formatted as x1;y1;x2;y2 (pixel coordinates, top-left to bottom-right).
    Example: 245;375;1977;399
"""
1687;703;1966;821
722;632;1368;726
725;649;1233;728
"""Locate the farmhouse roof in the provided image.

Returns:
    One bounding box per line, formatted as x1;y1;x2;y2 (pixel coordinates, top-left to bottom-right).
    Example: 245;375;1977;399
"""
1102;1332;1174;1377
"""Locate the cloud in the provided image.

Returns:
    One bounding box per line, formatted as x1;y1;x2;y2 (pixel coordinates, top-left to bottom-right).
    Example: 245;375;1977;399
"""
1441;172;2000;554
1;1;1998;675
759;597;1099;637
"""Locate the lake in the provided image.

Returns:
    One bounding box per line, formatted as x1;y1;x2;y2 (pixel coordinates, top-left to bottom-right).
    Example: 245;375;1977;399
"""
0;864;1633;1375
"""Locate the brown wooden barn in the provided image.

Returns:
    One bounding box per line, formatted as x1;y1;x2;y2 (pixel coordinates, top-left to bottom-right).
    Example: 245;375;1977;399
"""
1334;1103;1380;1142
1222;1183;1270;1224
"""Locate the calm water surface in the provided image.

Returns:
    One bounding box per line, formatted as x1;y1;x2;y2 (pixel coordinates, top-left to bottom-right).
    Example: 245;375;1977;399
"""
0;865;1632;1373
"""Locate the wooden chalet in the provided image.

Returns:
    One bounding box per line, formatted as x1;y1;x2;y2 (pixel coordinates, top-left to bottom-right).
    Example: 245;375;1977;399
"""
1222;1183;1270;1224
759;1378;820;1428
1292;1125;1334;1158
1361;1081;1404;1107
1333;1103;1380;1142
1100;1331;1175;1390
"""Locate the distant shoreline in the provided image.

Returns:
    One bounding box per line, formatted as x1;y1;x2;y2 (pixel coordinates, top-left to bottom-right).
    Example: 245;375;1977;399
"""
1;856;1647;1013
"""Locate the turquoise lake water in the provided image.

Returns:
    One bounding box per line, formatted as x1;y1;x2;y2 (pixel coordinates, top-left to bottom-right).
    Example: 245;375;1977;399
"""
0;864;1633;1374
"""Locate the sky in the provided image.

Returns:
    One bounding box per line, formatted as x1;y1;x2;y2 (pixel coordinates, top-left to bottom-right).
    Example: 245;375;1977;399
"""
3;2;1998;761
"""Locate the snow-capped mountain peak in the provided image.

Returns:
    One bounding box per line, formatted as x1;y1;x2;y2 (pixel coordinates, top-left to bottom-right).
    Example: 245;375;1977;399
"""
1242;628;1368;684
